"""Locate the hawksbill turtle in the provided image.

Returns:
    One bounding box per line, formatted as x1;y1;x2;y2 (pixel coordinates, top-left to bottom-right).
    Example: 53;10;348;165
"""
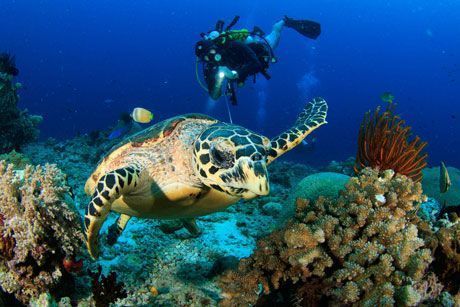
84;98;328;258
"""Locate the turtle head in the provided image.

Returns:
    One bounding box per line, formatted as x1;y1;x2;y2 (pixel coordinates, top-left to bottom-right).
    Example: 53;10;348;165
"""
192;123;271;199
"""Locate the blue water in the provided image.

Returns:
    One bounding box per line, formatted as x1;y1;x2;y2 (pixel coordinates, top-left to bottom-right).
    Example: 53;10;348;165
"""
1;0;459;166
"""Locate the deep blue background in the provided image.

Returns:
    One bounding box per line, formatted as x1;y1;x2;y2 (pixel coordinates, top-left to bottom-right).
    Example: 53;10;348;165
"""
1;0;459;167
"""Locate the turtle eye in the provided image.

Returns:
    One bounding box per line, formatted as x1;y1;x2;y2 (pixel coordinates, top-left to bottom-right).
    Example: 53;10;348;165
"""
210;146;234;169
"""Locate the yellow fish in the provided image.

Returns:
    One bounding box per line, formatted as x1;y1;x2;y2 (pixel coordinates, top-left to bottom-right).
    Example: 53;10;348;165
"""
440;161;451;193
380;92;395;103
131;107;154;124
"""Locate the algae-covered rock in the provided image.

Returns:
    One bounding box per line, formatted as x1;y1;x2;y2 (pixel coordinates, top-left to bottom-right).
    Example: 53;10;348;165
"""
422;166;460;207
291;172;350;203
261;202;283;216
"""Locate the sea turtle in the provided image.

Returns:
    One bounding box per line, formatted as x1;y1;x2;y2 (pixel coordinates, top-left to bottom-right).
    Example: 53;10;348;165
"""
84;98;328;258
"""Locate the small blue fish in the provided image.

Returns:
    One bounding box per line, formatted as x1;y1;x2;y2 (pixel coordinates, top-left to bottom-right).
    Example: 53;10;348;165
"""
108;126;129;140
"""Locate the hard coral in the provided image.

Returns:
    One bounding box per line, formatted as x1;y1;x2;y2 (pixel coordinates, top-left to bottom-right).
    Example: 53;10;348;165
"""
432;221;460;294
0;55;42;153
219;168;433;306
0;161;84;304
354;103;427;182
0;150;32;169
0;53;18;76
89;266;127;307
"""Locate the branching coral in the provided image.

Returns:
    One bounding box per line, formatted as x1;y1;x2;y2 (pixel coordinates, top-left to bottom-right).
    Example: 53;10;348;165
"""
219;168;434;306
89;266;127;307
0;161;84;304
354;104;427;182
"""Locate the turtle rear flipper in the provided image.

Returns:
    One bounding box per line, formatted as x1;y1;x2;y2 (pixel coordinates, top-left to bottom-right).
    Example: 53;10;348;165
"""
107;214;132;246
84;166;141;259
268;97;328;163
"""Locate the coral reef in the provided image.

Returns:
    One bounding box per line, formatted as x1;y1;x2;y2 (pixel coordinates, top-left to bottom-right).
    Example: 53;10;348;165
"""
0;58;42;153
219;168;435;306
268;160;315;189
417;197;443;223
290;172;350;205
0;150;32;169
322;157;355;176
354;103;427;182
0;161;84;304
89;266;127;307
422;165;460;207
431;219;460;295
0;53;19;77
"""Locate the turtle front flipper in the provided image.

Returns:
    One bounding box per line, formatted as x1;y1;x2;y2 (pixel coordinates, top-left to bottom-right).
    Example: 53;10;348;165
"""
107;214;132;246
267;97;328;164
84;166;141;259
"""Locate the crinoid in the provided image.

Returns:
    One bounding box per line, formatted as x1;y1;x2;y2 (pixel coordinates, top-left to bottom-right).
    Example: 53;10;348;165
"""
0;53;19;76
354;103;428;182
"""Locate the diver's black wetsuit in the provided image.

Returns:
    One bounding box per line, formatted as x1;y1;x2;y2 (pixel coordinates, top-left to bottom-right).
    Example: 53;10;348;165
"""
196;16;321;104
219;41;268;83
197;35;272;104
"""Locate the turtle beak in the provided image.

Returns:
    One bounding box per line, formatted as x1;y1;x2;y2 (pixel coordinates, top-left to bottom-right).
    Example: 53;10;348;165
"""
239;159;269;199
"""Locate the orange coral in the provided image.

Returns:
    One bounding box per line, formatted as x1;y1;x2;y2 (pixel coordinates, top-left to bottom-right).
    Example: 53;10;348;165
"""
354;104;428;182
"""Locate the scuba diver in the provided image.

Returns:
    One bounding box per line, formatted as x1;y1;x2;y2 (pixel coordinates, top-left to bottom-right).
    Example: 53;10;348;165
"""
195;16;321;105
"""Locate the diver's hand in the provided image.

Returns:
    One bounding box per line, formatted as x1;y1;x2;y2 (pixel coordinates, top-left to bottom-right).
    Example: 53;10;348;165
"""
218;66;238;80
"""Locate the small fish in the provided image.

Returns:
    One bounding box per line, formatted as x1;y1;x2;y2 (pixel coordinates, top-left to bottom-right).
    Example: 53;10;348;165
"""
108;126;129;140
440;161;451;193
131;107;154;124
380;92;395;103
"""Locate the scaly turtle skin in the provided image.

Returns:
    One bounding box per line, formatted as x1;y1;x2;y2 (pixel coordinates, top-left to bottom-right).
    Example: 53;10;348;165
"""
84;98;328;258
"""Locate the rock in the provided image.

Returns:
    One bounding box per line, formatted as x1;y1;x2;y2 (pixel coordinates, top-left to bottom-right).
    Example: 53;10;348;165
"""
261;202;283;216
207;256;239;277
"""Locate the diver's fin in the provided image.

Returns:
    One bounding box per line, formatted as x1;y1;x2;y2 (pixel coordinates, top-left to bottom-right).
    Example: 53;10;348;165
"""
284;16;321;39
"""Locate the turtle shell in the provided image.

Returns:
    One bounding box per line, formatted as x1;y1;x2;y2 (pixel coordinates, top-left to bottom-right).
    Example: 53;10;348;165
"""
85;113;216;195
109;113;215;153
